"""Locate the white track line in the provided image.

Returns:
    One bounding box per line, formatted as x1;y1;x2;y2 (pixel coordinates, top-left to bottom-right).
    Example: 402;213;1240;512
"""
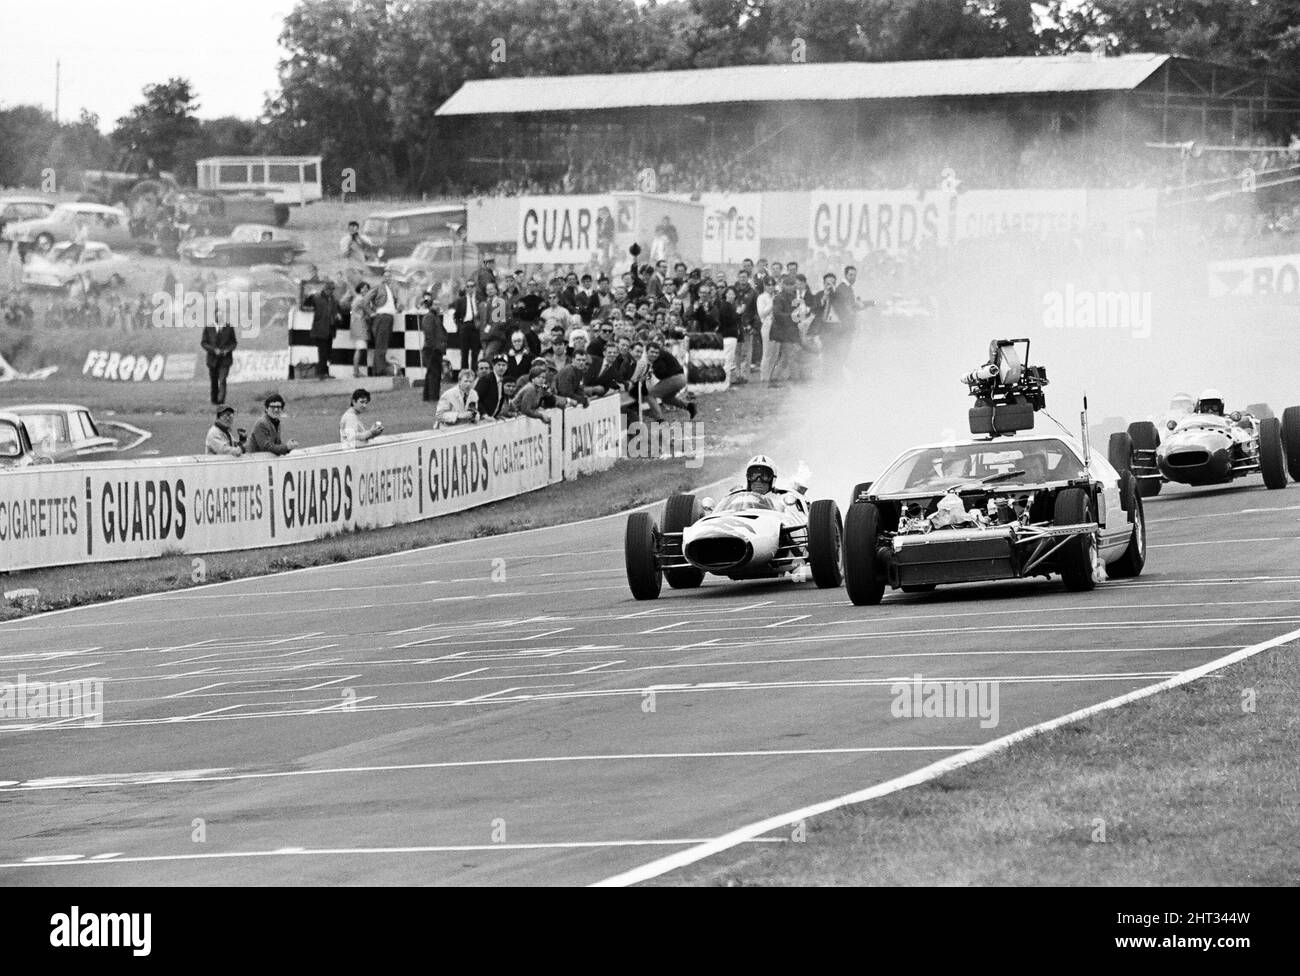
591;623;1300;887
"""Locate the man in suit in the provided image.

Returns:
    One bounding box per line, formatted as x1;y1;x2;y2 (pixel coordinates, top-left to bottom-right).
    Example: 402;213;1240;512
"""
452;284;478;371
304;280;340;380
421;299;449;402
200;309;237;404
477;280;511;360
364;270;402;377
475;354;511;419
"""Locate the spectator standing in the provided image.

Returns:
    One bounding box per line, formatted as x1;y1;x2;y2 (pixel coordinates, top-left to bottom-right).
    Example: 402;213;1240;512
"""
304;280;341;379
340;388;383;447
502;331;534;383
348;281;372;378
245;394;298;455
421;297;449;402
205;405;244;456
340;220;375;263
477;280;510;360
763;276;801;386
200;309;238;405
473;255;498;303
719;285;743;385
453;283;479;371
365;270;402;377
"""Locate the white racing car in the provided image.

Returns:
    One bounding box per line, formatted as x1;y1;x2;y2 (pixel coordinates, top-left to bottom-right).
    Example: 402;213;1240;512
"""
623;456;844;600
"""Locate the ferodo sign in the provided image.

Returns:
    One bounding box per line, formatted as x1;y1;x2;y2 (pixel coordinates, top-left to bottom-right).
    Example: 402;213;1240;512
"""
809;191;951;258
516;195;614;263
1207;253;1300;303
0;400;614;571
82;350;168;382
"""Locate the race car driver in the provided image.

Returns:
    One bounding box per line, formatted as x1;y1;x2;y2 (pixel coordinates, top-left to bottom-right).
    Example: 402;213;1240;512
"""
740;455;806;508
1195;389;1225;417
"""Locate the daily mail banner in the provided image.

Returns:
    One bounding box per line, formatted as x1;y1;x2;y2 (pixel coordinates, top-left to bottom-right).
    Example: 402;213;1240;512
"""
0;407;604;572
808;191;952;259
516;195;615;264
559;393;621;479
952;190;1088;241
1207;253;1300;303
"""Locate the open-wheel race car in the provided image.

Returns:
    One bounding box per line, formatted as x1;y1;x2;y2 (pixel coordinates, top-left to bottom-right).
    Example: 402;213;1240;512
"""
624;457;844;600
1121;391;1300;496
842;339;1146;606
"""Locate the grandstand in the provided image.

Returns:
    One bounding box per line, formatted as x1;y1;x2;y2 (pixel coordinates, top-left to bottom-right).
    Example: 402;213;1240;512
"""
435;54;1300;196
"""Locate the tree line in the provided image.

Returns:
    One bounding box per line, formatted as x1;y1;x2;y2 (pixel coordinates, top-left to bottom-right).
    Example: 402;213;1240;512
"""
4;0;1299;195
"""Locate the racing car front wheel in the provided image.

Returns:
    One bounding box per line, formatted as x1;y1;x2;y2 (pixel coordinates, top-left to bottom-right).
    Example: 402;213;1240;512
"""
662;493;704;589
1259;417;1289;490
807;499;843;588
1126;421;1162;497
1282;406;1300;482
1054;488;1098;592
1107;432;1133;478
625;512;663;600
843;502;886;606
1106;493;1146;579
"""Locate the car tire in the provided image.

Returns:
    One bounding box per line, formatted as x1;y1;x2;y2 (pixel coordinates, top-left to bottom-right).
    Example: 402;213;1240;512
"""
1259;416;1288;489
1107;431;1133;477
1247;402;1274;421
1054;487;1098;591
843;501;886;606
1282;406;1300;482
1106;493;1146;579
807;498;843;588
625;511;663;600
1127;420;1162;497
662;493;704;589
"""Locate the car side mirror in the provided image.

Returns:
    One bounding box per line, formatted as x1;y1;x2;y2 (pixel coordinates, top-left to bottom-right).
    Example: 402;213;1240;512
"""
700;497;715;511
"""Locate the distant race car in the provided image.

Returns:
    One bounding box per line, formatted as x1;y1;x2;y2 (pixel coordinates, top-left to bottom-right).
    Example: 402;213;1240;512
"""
1123;390;1300;495
179;223;305;267
841;339;1146;605
624;457;843;600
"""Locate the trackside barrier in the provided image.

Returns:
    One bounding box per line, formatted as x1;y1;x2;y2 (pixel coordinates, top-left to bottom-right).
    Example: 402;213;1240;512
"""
0;396;622;573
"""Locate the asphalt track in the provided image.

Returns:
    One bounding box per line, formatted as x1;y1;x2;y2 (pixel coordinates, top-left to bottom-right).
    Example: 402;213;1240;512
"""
1;481;1298;886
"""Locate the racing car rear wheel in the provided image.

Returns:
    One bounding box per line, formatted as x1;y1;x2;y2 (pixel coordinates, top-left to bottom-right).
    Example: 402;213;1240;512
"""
1054;488;1098;592
1107;432;1133;477
662;493;704;589
1259;417;1288;490
1105;493;1146;579
1247;403;1274;421
843;501;886;606
807;499;843;588
1282;406;1300;482
625;512;663;600
1127;421;1162;497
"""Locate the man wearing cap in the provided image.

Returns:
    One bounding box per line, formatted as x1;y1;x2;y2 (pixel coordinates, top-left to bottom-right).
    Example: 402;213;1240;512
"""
205;405;244;456
245;394;299;455
475;354;512;419
340;388;383;447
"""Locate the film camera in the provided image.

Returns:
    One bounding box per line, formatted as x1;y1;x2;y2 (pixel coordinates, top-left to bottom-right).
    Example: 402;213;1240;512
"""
963;339;1048;436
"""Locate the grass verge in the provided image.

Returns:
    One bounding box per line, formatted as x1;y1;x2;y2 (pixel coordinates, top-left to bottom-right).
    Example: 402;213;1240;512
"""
653;640;1300;886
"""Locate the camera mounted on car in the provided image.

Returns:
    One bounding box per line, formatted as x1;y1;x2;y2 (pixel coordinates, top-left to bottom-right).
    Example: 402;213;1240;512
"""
964;338;1048;436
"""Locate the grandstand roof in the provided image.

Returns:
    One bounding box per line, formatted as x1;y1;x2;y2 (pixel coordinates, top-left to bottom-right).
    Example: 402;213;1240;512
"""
437;54;1176;116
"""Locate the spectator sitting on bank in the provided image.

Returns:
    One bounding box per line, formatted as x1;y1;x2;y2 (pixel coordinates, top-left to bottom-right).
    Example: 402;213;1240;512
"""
503;330;533;382
340;388;384;447
435;369;480;427
205;405;245;456
512;364;555;425
498;378;520;418
246;393;298;455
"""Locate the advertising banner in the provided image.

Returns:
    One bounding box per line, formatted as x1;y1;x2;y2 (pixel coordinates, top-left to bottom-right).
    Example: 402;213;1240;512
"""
560;394;622;479
695;193;762;265
1207;253;1300;303
952;190;1088;241
516;195;615;264
808;191;951;259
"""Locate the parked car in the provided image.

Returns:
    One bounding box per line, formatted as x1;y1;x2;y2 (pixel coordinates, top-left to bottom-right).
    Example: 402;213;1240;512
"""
173;191;287;236
179;224;305;267
212;265;300;328
22;242;128;293
0;412;55;471
376;238;481;294
361;205;467;263
3;404;119;463
1;202;133;254
0;196;57;239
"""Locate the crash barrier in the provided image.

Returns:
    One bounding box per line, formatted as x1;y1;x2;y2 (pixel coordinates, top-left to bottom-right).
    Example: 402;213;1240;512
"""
288;309;426;381
0;394;621;573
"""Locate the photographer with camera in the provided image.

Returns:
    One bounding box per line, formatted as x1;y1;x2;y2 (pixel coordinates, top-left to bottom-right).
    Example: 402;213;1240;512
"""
435;369;481;428
339;220;375;263
205;405;245;457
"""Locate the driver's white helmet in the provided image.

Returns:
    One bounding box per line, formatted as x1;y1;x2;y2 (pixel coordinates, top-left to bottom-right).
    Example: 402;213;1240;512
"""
745;455;777;490
1195;388;1225;416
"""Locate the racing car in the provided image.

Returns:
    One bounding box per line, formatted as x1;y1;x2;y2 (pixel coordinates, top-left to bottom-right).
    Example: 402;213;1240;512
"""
842;339;1146;606
1123;390;1300;496
623;457;843;600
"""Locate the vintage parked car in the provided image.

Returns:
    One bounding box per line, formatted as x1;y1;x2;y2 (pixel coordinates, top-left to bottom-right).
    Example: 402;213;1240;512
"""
0;196;57;239
1;202;133;254
179;223;305;267
362;205;467;263
22;242;129;293
0;412;55;471
374;238;481;295
212;265;301;328
3;404;121;463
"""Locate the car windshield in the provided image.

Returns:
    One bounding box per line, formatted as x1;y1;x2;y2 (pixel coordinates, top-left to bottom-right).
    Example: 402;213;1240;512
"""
231;226;265;243
713;491;777;513
362;218;387;237
18;413;65;446
874;438;1084;494
0;423;21;458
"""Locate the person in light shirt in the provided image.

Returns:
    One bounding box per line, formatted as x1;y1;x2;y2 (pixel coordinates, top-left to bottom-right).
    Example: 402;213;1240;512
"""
340;388;383;447
365;269;402;377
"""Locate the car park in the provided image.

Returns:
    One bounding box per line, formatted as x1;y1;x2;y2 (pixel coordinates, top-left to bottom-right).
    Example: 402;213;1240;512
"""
179;223;305;267
21;242;129;293
1;202;133;254
841;339;1146;605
